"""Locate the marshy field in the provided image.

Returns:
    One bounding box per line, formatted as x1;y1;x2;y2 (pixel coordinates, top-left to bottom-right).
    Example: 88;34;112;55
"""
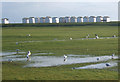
2;22;119;80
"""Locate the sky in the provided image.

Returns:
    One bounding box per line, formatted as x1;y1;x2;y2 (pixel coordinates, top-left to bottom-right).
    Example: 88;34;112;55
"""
1;1;119;23
1;0;119;2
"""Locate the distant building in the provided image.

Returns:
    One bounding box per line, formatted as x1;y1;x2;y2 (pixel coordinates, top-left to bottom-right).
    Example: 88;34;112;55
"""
70;16;77;23
22;18;29;23
77;16;83;23
40;17;45;23
2;18;9;24
103;16;110;22
35;17;40;23
96;16;103;22
83;16;89;22
65;16;70;23
45;16;52;23
29;17;35;23
52;17;59;23
89;16;96;22
59;17;66;23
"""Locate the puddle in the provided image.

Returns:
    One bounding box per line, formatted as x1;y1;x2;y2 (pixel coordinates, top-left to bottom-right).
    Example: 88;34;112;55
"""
0;52;26;56
67;54;90;57
0;52;17;56
1;52;118;69
73;61;117;69
18;37;118;43
24;55;118;67
2;57;26;62
5;55;25;58
33;52;54;56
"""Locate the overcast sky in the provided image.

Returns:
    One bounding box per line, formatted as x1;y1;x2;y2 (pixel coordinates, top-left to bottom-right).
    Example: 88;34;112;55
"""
1;1;118;23
1;0;119;2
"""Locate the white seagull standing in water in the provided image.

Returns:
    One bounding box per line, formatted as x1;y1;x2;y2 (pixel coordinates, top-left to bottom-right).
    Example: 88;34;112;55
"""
95;34;99;39
64;55;67;59
27;51;31;61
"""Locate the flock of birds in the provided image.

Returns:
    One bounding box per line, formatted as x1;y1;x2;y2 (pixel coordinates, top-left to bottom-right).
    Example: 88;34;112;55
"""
10;33;116;68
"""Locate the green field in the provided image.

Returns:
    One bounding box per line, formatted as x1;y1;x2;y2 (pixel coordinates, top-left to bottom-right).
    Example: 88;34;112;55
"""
2;24;118;80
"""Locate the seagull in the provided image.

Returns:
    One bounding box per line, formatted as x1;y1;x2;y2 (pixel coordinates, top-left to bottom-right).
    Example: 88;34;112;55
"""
113;35;116;37
70;38;72;40
27;34;31;37
106;63;110;66
111;53;115;59
64;55;67;59
27;51;31;61
96;36;99;39
95;34;99;39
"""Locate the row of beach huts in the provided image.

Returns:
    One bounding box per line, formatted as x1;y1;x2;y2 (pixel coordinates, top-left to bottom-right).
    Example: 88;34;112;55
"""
22;16;110;24
2;16;110;24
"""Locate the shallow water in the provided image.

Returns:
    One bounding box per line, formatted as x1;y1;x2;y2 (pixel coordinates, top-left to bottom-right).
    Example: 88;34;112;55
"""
18;37;118;43
0;52;17;56
24;55;118;67
1;51;118;69
74;61;117;69
32;52;54;56
0;52;26;56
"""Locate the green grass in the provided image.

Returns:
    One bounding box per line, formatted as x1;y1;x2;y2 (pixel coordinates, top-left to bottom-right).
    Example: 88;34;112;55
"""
2;25;118;80
2;62;118;80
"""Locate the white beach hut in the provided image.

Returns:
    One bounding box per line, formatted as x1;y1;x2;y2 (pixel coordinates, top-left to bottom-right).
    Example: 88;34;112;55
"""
83;16;89;22
2;18;9;24
40;17;45;23
59;17;66;23
103;16;110;22
65;16;70;23
45;16;52;23
35;17;40;23
96;16;103;22
77;16;83;23
29;17;35;23
52;17;59;23
70;16;77;23
22;18;29;23
89;16;96;22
